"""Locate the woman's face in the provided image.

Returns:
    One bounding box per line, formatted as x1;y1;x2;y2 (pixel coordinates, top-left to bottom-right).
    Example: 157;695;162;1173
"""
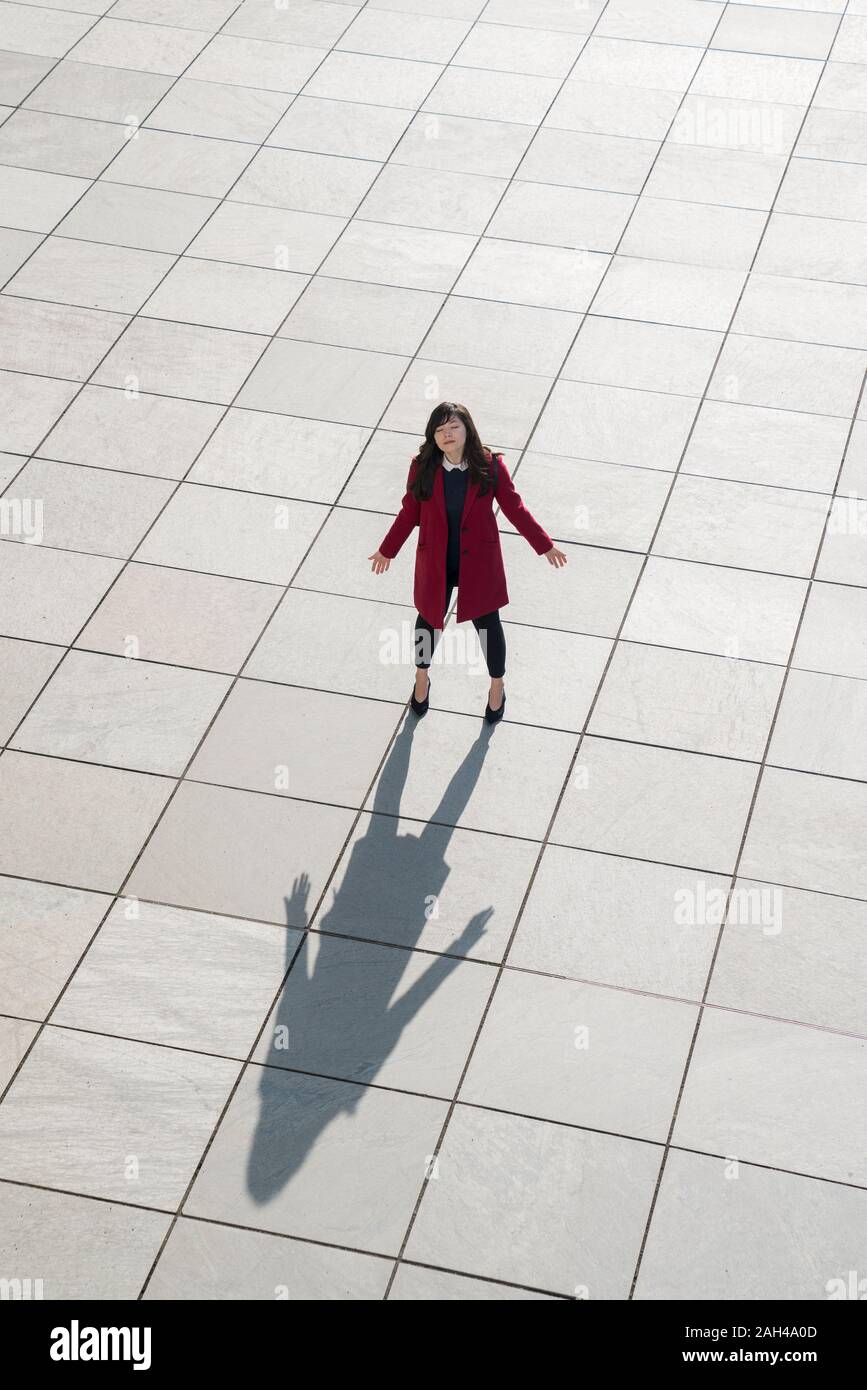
434;415;467;455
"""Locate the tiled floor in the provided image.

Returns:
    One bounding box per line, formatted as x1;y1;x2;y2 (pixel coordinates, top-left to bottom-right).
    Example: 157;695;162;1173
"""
0;0;866;1303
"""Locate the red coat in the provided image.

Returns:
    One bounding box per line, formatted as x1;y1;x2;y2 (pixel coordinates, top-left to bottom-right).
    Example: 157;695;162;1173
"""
379;452;553;629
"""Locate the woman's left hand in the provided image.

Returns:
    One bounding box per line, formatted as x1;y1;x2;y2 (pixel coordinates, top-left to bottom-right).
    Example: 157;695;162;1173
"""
544;545;568;567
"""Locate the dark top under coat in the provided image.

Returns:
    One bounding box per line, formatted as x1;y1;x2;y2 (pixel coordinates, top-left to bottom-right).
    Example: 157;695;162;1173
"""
442;464;469;578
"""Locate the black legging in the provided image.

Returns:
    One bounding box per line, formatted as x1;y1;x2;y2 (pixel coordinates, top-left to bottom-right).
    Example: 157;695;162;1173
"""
414;564;506;678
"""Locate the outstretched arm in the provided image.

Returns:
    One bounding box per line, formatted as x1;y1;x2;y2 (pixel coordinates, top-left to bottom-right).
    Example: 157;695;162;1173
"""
378;460;421;560
494;455;554;555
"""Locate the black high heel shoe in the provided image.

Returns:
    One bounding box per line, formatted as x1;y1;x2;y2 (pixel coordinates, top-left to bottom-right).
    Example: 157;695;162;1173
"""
484;685;505;724
410;671;430;716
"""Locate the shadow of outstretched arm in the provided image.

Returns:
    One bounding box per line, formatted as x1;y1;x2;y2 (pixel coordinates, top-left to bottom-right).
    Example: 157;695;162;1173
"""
385;908;493;1033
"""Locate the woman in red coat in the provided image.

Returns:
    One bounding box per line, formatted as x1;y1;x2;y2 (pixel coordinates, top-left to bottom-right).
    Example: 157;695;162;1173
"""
369;402;567;723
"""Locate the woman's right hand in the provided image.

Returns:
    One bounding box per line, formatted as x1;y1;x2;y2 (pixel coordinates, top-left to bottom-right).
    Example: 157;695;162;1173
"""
369;550;390;573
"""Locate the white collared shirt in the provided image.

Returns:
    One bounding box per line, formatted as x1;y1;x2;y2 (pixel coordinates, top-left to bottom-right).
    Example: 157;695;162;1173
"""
442;456;468;471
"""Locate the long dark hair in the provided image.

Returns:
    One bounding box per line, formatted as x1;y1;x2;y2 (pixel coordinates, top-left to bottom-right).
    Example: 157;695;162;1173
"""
409;401;495;502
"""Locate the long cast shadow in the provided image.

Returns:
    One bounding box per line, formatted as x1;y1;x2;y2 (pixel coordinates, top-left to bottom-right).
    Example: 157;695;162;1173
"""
247;712;497;1202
